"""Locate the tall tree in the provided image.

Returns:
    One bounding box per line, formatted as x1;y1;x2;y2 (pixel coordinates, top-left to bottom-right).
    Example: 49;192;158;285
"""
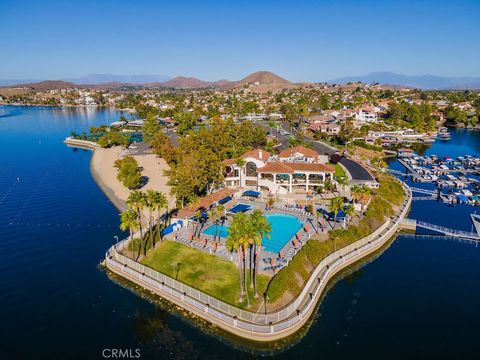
250;210;271;298
142;114;162;143
329;196;345;231
120;209;139;260
127;191;147;258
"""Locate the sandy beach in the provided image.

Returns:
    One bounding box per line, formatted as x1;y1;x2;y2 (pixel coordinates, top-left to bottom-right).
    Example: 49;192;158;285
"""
90;146;175;215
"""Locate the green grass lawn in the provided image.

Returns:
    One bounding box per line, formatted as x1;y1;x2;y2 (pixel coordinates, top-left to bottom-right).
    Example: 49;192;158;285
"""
333;163;347;178
140;174;405;312
141;240;271;309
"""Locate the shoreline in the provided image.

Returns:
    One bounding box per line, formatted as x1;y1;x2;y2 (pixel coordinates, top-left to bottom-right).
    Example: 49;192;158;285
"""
89;150;128;212
105;182;412;342
0;103;134;112
86;145;174;216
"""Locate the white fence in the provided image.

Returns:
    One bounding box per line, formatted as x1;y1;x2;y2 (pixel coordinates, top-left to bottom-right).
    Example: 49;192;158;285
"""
106;182;412;337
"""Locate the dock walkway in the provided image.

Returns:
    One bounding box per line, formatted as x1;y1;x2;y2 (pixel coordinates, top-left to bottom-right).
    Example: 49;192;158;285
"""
408;219;480;240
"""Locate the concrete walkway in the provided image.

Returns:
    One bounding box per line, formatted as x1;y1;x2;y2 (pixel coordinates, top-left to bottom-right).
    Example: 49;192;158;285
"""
105;182;412;342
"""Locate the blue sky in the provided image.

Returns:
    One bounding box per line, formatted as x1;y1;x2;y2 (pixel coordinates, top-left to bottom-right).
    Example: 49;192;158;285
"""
1;0;479;81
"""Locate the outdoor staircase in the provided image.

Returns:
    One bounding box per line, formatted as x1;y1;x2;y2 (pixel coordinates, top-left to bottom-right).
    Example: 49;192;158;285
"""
258;179;288;194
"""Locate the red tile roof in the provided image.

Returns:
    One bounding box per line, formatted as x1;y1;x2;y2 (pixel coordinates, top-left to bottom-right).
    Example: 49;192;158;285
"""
258;162;334;174
242;149;270;161
279;146;318;159
223;158;236;165
258;162;296;173
177;188;238;219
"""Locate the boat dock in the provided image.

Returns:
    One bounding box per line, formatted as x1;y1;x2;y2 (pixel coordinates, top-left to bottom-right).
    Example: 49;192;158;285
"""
400;218;480;240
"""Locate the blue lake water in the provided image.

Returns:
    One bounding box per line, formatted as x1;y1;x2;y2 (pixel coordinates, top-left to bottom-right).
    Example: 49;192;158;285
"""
1;105;480;359
203;213;303;253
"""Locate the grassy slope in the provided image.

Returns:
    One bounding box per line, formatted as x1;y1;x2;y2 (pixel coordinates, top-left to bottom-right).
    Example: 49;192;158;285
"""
267;173;405;305
138;173;404;312
333;163;347;178
141;240;270;309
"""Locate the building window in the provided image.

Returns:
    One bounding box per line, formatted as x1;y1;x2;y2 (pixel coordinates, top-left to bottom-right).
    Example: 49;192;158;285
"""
246;162;257;177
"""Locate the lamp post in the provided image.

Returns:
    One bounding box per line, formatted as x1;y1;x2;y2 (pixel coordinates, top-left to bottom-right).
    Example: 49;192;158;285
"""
114;235;119;251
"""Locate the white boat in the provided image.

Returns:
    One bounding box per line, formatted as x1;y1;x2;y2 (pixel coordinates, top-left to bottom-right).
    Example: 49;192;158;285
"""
454;181;466;189
461;189;473;197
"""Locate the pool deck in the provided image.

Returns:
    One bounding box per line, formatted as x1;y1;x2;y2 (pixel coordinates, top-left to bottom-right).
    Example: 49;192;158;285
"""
171;207;317;275
105;182;412;342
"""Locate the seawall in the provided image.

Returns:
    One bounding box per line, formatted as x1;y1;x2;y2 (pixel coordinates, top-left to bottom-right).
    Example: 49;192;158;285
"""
105;183;412;342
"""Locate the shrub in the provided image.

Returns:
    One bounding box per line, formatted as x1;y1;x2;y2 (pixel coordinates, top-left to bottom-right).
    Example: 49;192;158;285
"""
97;131;129;148
353;140;382;152
115;156;142;189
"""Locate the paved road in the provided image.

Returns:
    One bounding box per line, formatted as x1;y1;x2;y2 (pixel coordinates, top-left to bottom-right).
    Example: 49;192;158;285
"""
339;157;375;182
279;122;337;155
280;122;375;182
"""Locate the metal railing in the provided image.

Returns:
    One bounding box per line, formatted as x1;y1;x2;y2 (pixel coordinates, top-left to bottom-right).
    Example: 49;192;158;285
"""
416;220;479;239
105;180;412;336
410;187;437;195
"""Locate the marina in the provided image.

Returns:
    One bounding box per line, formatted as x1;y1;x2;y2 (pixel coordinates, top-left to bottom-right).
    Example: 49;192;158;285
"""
394;150;480;207
1;104;480;358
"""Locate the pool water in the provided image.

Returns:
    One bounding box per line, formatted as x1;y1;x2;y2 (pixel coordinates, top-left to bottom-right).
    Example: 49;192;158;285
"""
202;213;303;253
203;223;229;239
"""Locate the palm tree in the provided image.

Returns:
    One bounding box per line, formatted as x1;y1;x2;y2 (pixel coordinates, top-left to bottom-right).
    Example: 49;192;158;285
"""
350;185;363;203
152;191;168;243
127;190;147;256
226;212;257;306
226;215;245;302
250;210;271;298
344;203;355;227
350;185;371;212
336;176;349;197
120;209;139;260
323;178;334;196
145;190;168;248
209;207;219;241
145;190;157;247
328;196;344;230
237;219;256;307
217;203;226;240
193;209;202;239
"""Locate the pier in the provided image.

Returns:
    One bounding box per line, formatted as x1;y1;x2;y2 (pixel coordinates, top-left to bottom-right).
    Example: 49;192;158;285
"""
401;218;480;240
397;159;430;182
410;187;438;196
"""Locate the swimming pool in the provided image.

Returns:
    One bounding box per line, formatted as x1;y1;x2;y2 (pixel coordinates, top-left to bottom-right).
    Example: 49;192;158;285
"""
202;213;303;253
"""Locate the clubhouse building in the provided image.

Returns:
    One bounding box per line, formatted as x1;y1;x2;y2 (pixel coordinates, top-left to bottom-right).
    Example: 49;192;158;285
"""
223;146;335;194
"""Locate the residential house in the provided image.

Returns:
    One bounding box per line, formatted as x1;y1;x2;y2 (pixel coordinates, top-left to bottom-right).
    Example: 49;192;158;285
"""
223;146;334;194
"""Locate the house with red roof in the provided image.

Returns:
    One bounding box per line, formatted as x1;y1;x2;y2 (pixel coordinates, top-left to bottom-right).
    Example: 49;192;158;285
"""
223;146;334;194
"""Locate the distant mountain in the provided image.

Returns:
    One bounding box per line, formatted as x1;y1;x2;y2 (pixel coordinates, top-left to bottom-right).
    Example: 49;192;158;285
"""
152;76;213;89
328;72;480;89
222;71;296;92
6;80;79;90
63;73;171;85
1;71;302;91
148;71;296;91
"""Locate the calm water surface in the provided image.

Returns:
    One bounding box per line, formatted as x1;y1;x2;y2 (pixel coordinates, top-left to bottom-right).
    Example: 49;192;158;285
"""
1;106;479;359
